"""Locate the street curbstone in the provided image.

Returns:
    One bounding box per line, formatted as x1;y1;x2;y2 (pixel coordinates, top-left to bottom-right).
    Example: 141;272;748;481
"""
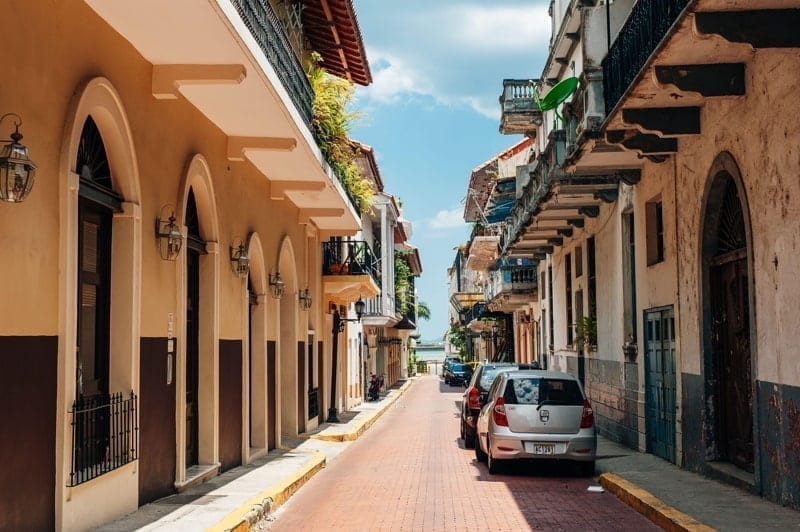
211;450;326;532
599;472;716;532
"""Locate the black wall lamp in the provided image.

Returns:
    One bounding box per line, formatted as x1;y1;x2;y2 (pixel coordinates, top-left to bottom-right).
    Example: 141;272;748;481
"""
0;113;37;203
334;298;364;332
230;239;250;278
269;272;285;299
155;205;183;261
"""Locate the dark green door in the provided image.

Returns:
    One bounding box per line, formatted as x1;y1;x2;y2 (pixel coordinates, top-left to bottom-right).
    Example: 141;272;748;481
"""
645;307;676;463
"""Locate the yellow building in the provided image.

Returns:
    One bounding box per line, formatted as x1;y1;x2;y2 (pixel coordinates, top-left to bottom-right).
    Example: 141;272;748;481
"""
0;1;384;529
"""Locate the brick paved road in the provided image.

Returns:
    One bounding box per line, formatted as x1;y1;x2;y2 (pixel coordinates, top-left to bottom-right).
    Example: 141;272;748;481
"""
267;375;660;531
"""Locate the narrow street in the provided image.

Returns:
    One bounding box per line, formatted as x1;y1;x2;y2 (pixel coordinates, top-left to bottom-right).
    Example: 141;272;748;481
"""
267;375;660;531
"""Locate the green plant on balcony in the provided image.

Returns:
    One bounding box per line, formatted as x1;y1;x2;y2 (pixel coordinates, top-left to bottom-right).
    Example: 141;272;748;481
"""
307;53;373;212
394;252;412;314
574;315;597;351
447;323;466;359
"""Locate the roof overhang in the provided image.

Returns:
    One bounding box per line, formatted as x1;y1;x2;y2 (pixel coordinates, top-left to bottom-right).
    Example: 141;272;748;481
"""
84;0;361;232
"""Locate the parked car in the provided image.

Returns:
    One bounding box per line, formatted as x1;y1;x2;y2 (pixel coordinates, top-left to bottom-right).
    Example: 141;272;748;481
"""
443;362;472;386
474;369;596;476
460;362;520;448
442;356;461;372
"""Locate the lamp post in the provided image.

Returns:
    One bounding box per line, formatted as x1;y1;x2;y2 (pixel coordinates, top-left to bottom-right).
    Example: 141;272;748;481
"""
328;298;364;423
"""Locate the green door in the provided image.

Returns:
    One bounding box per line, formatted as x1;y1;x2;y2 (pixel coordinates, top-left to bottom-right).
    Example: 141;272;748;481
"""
645;307;676;463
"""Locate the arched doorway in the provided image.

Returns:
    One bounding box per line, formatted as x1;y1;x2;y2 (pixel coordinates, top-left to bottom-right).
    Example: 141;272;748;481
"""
701;152;755;473
184;189;203;468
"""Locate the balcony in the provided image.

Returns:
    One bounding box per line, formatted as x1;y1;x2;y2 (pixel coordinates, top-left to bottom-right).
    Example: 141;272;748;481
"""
503;129;639;258
84;0;362;232
485;261;538;312
322;240;381;305
499;79;543;136
602;0;691;116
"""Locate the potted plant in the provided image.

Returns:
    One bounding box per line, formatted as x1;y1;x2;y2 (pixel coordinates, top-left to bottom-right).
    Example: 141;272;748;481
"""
574;316;597;352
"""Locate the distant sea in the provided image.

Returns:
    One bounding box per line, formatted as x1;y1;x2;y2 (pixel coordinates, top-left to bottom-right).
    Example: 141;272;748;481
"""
414;346;445;376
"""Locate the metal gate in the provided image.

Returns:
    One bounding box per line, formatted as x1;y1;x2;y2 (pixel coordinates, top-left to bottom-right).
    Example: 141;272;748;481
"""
645;306;676;463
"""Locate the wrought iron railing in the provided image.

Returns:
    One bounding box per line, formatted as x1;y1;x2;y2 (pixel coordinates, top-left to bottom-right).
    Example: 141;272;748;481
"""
322;240;381;285
69;392;138;487
602;0;691;114
231;0;314;130
308;388;319;419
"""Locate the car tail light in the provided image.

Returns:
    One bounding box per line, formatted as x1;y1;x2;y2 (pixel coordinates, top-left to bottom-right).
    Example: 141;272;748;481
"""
492;397;509;427
580;399;594;428
467;386;481;409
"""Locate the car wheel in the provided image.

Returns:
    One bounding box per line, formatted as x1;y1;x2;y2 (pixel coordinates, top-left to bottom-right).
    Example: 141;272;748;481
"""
487;438;502;475
460;419;465;441
475;434;488;463
579;460;595;477
464;427;475;449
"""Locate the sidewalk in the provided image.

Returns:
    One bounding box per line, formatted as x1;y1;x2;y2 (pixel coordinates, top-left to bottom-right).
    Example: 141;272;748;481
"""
101;377;799;531
594;438;800;531
99;380;412;532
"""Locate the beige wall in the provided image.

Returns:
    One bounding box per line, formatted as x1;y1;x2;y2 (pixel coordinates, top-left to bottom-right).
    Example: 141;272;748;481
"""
669;50;800;387
1;2;330;529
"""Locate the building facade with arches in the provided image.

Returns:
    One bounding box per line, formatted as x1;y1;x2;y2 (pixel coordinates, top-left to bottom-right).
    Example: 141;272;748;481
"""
469;0;800;510
0;1;390;530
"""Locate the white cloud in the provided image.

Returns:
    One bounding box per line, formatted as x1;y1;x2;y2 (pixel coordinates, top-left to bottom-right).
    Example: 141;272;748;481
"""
354;2;551;120
428;208;465;230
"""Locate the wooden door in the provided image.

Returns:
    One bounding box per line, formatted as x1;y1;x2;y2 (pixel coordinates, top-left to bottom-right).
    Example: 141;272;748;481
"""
711;252;753;472
185;248;200;467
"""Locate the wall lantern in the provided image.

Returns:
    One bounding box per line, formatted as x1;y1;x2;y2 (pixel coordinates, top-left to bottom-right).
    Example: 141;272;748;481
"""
299;287;312;310
0;113;37;203
230;239;250;278
269;272;285;299
155;205;183;261
336;297;365;332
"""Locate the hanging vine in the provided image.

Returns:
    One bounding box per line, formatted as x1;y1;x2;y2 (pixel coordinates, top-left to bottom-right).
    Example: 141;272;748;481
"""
307;52;374;212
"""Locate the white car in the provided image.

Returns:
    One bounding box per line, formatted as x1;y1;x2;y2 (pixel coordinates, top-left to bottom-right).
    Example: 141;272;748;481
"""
475;369;597;476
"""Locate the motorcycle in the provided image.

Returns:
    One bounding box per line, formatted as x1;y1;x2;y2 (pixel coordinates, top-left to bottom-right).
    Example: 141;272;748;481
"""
367;373;384;401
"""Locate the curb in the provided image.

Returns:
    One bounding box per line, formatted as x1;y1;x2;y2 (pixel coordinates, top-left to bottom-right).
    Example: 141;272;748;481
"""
599;473;715;532
211;450;327;532
310;379;413;443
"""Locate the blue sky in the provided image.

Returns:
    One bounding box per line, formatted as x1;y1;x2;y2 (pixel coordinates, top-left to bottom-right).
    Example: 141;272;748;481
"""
350;1;551;342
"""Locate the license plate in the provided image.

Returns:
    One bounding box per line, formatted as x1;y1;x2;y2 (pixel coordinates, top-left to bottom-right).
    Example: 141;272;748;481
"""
526;442;554;455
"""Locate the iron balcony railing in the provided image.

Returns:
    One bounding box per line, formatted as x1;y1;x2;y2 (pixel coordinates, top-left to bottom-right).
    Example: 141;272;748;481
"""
602;0;691;114
230;0;362;217
322;240;381;285
69;392;138;487
231;0;314;129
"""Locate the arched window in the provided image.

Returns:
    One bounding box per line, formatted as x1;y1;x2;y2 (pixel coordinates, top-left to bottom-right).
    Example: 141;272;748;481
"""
76;116;121;398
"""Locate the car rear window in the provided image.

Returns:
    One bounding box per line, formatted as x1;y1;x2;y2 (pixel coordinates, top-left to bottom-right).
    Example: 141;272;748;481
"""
478;366;516;389
503;377;583;406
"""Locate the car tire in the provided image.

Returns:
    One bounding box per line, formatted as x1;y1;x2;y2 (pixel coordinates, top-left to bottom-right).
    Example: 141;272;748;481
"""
464;426;475;449
475;435;488;463
487;439;502;475
460;419;465;441
579;460;595;477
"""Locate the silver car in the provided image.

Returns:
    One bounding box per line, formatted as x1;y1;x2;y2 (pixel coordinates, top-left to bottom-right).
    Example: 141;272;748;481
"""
474;369;597;476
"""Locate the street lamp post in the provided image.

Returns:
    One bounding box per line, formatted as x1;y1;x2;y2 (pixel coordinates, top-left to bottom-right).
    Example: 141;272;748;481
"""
328;299;364;423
